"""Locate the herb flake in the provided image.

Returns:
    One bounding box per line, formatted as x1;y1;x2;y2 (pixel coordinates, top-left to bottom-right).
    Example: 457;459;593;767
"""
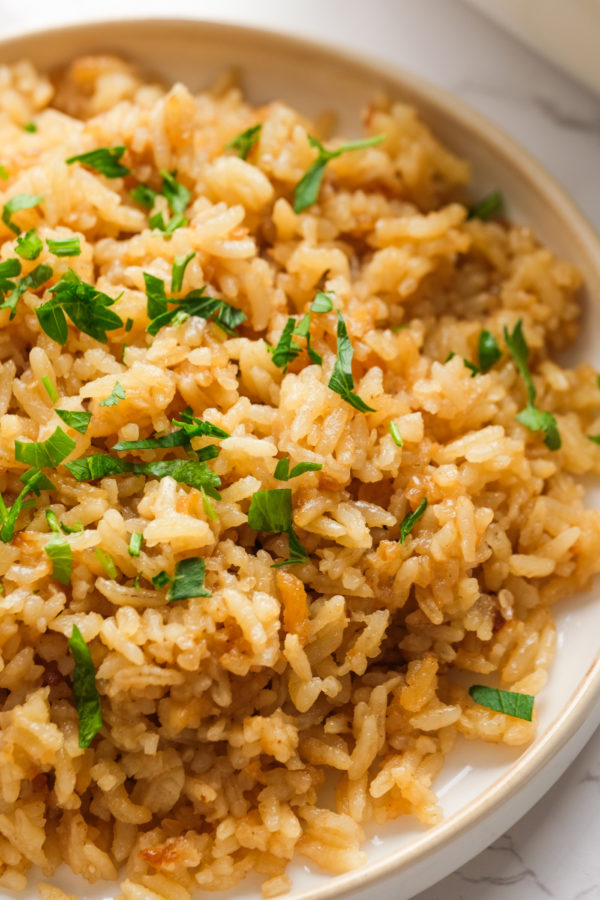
66;146;130;178
226;124;262;160
68;625;102;748
469;684;534;721
400;498;427;543
293;134;385;213
167;557;211;601
328;312;375;412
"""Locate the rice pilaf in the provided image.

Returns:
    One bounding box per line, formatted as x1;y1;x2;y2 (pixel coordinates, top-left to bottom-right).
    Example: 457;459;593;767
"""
0;55;598;900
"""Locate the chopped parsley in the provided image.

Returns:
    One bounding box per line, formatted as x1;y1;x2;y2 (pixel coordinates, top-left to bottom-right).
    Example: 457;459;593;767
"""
65;454;222;499
400;498;427;543
0;165;8;180
202;489;218;521
68;624;102;749
149;210;187;237
152;570;171;589
130;184;157;209
226;124;262;160
128;531;142;557
41;376;59;403
467;190;503;221
95;548;118;578
66;146;130;178
36;269;123;344
15;229;43;260
171;252;195;293
1;263;52;320
293;133;386;213
2;193;44;234
504;320;561;450
328;312;375;412
144;275;246;337
274;458;322;480
23;122;37;133
247;488;308;567
14;426;75;469
55;409;91;434
99;381;126;408
310;291;334;313
271;318;302;371
588;435;600;445
478;329;502;373
47;236;81;257
44;509;73;585
389;422;403;447
112;412;228;453
469;684;534;721
167;557;211;601
0;468;54;542
125;317;134;332
160;170;190;215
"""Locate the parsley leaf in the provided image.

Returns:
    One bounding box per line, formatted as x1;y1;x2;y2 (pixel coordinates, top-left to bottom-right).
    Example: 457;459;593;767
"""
469;684;534;721
23;122;37;133
130;184;157;209
68;625;102;748
588;435;600;445
504;320;561;450
113;414;227;452
15;229;43;260
467;190;503;221
128;531;142;557
1;263;52;320
171;252;195;293
167;557;211;601
144;278;246;337
143;272;168;319
149;210;187;237
0;468;53;542
293;313;322;365
37;269;123;344
65;454;222;499
55;409;91;434
274;458;322;480
271;318;303;371
478;329;502;373
160;169;190;214
0;165;8;180
310;291;334;313
95;548;118;578
2;193;44;235
293;133;386;213
14;426;75;469
226;124;262;160
47;236;81;257
463;359;479;377
44;511;73;585
41;376;59;403
389;422;403;447
66;146;130;178
328;312;375;412
152;571;171;588
400;498;427;543
247;488;308;566
99;381;126;408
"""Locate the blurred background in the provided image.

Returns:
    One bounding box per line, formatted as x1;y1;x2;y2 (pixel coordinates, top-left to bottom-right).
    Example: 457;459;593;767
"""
2;2;598;898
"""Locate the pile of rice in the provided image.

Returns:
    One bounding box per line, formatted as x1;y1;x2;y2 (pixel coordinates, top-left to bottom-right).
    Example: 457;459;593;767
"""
0;55;599;900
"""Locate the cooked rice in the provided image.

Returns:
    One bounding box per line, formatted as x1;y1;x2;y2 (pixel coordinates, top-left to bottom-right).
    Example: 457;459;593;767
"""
0;55;598;899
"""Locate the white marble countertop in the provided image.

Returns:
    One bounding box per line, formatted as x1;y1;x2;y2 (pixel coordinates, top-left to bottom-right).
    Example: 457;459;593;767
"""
2;2;600;898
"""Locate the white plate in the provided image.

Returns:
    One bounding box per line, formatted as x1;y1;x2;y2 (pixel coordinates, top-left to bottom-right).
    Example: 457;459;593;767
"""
3;17;600;900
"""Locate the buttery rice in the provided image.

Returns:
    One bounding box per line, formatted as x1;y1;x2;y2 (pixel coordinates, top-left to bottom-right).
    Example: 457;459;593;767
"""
0;54;598;900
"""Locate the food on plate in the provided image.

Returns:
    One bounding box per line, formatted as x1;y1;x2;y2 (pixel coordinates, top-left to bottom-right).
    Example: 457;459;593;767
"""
0;54;599;899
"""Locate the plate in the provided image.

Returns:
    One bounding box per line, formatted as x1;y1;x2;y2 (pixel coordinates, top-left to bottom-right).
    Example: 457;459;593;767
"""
2;17;600;900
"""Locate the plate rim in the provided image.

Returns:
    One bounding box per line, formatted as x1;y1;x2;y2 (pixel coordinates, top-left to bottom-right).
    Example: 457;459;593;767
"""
0;14;599;900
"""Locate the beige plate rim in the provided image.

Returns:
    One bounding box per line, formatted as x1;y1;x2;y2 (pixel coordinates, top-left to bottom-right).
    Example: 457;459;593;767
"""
0;16;599;899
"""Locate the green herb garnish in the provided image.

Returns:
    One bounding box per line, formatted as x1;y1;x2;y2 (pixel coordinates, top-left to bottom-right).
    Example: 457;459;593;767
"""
41;375;59;403
55;409;91;434
148;210;187;237
202;489;218;521
36;269;123;344
400;498;427;543
144;275;245;337
504;320;561;450
152;570;171;589
112;413;227;453
99;381;126;408
467;190;503;221
15;228;42;260
14;426;75;469
389;422;403;447
328;312;375;412
68;624;102;748
171;252;195;293
167;557;211;601
47;236;81;257
310;291;334;313
23;122;37;133
247;488;308;567
274;458;322;480
478;329;502;373
293;133;386;213
94;548;118;579
469;684;534;721
226;124;262;160
588;435;600;445
0;468;53;542
160;170;190;215
0;165;9;180
128;531;142;557
65;454;221;499
44;509;73;585
2;193;44;235
66;146;130;178
1;263;52;319
130;184;157;209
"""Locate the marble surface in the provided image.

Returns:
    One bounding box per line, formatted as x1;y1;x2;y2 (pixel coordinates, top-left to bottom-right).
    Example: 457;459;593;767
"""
1;1;600;898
